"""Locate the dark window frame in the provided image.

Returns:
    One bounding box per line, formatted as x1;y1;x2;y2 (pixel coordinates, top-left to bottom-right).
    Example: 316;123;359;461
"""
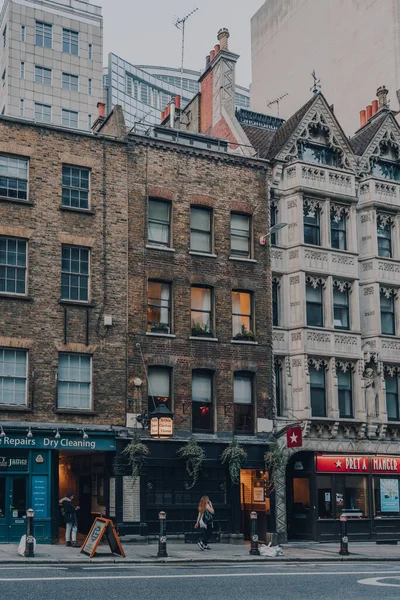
190;205;212;254
385;371;400;421
62;28;79;55
272;279;279;326
35;21;52;48
306;281;324;327
230;212;252;258
147;366;172;412
377;218;393;258
304;205;321;246
191;369;214;434
380;290;396;335
148;198;172;247
331;213;347;250
333;285;350;330
270;202;278;245
233;371;254;434
338;368;353;419
310;364;326;417
147;280;171;332
275;361;282;417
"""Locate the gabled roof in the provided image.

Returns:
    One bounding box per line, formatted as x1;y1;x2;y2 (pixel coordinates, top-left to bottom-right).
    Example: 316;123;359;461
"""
241;125;276;159
266;95;317;160
349;112;388;156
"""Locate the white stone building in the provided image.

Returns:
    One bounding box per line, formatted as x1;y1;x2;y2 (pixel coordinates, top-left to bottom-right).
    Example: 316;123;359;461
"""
0;0;103;130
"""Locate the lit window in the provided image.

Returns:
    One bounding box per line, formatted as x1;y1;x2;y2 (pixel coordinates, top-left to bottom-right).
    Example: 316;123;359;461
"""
0;349;27;406
192;370;213;433
191;287;213;337
232;291;254;339
0;237;27;295
147;281;171;332
58;353;91;409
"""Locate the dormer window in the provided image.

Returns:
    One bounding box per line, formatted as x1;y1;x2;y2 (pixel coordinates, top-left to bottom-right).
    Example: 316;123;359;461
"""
300;142;339;168
372;159;400;182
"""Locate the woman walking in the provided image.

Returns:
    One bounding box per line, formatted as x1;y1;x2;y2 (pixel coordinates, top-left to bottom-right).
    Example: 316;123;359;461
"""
194;495;214;550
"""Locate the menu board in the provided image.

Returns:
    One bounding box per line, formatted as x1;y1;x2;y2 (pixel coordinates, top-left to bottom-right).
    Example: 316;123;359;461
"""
81;517;125;558
32;476;48;518
109;477;116;518
122;476;140;522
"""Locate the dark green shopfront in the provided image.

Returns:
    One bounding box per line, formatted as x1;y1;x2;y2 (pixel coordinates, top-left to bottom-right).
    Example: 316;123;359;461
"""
0;429;116;543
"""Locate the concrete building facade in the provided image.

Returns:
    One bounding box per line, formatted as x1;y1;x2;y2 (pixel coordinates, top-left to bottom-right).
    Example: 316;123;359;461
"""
0;0;103;130
250;0;400;135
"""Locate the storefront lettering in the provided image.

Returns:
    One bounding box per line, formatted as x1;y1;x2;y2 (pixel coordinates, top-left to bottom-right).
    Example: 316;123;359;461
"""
0;434;116;451
0;436;36;447
317;455;400;474
372;457;400;473
43;438;96;450
345;457;368;471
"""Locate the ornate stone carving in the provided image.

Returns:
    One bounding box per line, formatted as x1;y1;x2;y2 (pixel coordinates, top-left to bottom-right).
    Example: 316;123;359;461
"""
272;276;281;286
308;357;328;371
305;249;328;261
287;199;297;209
333;279;352;293
290;275;300;285
289;249;299;259
291;332;302;341
292;358;302;367
330;203;350;222
362;262;373;272
331;254;355;265
307;331;330;343
329;173;352;188
305;274;326;289
336;360;355;373
364;286;374;296
382;340;400;350
271;250;283;260
379;261;400;273
377;213;395;229
315;423;325;437
383;364;400;378
303;197;323;217
334;334;358;346
342;425;351;439
329;422;339;438
285;356;291;378
273;332;285;342
389;427;399;440
357;423;367;439
359;119;400;175
361;213;372;223
378;423;387;440
380;285;397;299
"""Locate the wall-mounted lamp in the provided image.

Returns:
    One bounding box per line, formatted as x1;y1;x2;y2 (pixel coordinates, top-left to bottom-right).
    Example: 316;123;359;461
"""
80;428;89;440
259;222;287;245
54;428;61;440
0;425;5;438
26;427;33;439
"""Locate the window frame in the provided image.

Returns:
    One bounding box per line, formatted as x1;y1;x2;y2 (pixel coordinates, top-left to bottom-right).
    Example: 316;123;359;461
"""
57;352;92;411
380;290;396;336
61;109;78;129
191;369;214;434
20;61;25;80
270;202;278;245
20;25;25;42
147;280;171;333
0;153;29;202
61;244;90;303
62;72;79;92
88;43;93;59
35;21;52;48
233;371;254;434
61;164;90;211
333;285;350;330
191;285;213;337
310;364;326;417
331;213;347;250
35;65;52;86
304;205;321;246
272;279;279;326
34;102;52;123
232;290;254;339
0;348;28;407
147;366;171;412
275;361;282;417
338;368;353;419
190;205;213;254
148;198;172;248
377;218;392;258
230;212;252;259
62;28;79;56
385;371;400;421
0;236;27;296
306;281;324;327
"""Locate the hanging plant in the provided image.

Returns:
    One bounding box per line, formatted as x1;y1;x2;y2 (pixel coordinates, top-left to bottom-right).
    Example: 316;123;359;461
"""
264;442;285;493
122;433;150;483
177;437;205;489
221;438;247;485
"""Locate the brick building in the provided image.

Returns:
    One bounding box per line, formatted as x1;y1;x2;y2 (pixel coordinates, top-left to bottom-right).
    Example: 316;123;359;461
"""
0;114;128;542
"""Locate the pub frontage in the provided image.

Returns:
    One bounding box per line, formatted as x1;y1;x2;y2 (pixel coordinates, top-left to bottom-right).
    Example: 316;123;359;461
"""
286;451;400;542
0;426;117;543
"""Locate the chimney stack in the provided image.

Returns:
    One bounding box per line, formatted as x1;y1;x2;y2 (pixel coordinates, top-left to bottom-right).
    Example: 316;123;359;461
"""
377;85;389;109
217;28;229;51
360;110;366;127
372;100;378;115
97;102;106;118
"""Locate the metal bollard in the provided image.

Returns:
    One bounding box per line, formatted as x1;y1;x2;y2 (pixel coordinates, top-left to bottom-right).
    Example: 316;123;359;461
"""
339;513;349;556
25;508;35;557
249;511;260;556
157;511;168;558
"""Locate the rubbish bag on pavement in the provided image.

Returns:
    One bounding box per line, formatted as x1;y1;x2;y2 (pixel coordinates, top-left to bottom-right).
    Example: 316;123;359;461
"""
17;534;36;556
259;543;283;557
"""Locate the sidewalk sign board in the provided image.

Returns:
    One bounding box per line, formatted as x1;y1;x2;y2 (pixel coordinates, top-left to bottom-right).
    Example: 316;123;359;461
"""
80;517;125;558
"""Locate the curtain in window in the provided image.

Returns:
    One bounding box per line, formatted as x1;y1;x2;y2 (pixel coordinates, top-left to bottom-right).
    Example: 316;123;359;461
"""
191;287;211;327
234;376;252;404
148;368;170;398
192;373;212;403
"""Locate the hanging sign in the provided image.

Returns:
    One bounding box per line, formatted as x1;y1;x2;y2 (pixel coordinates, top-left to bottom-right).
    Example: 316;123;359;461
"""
286;426;303;448
81;517;125;558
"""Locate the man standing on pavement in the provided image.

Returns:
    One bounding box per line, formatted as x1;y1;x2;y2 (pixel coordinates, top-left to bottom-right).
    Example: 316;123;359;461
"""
60;491;81;547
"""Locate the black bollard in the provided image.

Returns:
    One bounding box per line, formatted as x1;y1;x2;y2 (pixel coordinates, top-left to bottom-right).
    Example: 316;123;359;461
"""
157;511;168;558
339;514;349;556
249;511;260;556
25;508;35;557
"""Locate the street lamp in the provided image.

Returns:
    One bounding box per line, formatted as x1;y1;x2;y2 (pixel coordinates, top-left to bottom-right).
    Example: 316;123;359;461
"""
259;222;287;245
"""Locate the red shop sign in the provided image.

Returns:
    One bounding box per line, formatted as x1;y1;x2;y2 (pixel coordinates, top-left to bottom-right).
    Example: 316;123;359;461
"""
316;455;369;473
371;456;400;474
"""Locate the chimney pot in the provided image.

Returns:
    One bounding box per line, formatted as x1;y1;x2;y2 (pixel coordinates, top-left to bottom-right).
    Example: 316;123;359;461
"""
214;44;220;55
372;100;378;115
205;55;210;69
360;109;366;127
366;104;372;120
210;49;215;61
217;27;230;51
97;102;106;118
377;85;389;109
175;95;181;109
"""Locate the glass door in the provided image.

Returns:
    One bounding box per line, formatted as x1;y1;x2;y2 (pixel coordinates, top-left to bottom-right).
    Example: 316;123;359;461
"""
9;476;27;542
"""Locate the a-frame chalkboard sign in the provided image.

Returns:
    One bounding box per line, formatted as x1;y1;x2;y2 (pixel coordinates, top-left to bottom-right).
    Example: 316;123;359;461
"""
81;517;125;558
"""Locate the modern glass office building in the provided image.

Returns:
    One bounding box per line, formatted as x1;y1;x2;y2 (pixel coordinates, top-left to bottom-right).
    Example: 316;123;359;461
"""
104;53;250;131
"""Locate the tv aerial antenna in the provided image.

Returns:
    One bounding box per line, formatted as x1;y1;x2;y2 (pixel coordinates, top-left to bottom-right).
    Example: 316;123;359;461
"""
310;69;321;94
173;7;199;105
266;92;288;117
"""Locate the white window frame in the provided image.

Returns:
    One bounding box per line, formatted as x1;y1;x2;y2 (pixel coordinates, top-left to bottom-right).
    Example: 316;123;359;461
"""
0;348;28;406
62;109;78;129
35;21;52;48
62;72;79;92
57;353;92;410
35;65;52;86
34;102;52;123
0;236;28;296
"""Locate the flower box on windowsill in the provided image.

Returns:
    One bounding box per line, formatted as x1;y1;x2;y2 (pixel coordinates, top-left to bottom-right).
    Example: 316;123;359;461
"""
233;335;256;342
191;325;213;338
149;323;170;335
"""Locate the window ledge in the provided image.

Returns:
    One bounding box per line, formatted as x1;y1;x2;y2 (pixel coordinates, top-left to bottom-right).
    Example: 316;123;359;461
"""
55;409;96;415
231;340;258;345
189;251;217;258
146;332;176;339
229;256;257;263
58;299;95;307
189;336;219;342
0;293;33;302
146;244;175;253
0;404;31;412
0;196;34;206
60;206;95;215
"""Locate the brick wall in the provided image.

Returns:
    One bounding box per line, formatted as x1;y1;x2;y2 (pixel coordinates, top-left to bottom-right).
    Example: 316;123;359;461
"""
0;118;128;426
127;136;273;433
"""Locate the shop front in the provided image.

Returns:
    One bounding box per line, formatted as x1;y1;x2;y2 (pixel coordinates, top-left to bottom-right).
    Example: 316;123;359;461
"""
0;429;116;543
287;451;400;541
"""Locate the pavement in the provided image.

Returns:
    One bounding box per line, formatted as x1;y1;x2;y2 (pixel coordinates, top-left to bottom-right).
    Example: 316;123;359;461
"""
1;539;400;564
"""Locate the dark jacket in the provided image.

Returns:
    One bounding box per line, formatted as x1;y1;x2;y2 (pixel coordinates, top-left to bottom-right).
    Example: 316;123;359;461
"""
60;497;77;525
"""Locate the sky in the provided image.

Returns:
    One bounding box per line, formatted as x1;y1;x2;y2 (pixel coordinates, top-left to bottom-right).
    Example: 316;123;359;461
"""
99;0;264;88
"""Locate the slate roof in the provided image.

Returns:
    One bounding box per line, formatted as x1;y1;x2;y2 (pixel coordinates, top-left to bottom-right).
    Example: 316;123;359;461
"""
241;125;276;159
349;112;388;156
266;95;317;160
